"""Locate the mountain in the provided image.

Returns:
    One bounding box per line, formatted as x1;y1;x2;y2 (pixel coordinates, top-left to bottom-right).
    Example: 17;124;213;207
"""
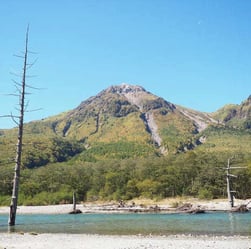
19;84;218;155
212;95;251;129
0;83;250;164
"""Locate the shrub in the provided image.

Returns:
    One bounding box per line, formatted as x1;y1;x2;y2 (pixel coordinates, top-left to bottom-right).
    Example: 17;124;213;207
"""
198;188;213;200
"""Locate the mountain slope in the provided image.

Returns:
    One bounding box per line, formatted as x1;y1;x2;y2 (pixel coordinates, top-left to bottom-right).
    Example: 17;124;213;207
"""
20;84;219;156
212;95;251;129
1;84;250;164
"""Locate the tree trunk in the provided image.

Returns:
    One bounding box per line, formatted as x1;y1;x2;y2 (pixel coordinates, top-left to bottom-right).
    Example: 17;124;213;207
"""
8;26;29;226
226;159;234;208
226;173;234;208
73;192;76;212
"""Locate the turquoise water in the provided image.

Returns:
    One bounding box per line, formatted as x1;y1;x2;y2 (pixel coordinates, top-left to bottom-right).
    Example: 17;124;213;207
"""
0;212;250;235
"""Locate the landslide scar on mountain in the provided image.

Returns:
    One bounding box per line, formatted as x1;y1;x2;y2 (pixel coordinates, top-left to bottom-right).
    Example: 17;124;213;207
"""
140;112;162;147
51;121;58;134
140;113;151;134
62;120;72;137
90;111;100;135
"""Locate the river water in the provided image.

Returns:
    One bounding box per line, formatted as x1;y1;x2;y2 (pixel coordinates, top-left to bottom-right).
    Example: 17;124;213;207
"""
0;212;250;235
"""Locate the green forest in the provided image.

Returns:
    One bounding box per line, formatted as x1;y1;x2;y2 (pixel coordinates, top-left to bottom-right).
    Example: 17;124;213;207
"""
0;130;250;206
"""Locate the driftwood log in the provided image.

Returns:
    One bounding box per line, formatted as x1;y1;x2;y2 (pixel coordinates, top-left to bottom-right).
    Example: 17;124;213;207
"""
231;204;249;213
186;208;205;214
176;203;192;212
176;203;205;214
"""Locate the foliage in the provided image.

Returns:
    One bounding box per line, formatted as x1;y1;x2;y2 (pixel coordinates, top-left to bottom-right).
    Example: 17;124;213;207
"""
78;141;158;162
1;149;250;205
22;136;84;168
198;188;213;200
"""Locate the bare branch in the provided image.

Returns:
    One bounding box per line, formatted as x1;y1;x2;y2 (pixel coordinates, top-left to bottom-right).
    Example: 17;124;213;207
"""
10;72;22;78
3;93;19;97
25;74;37;78
14;107;20;112
13;54;25;59
26;108;43;113
0;115;19;119
12;79;22;87
14;85;22;95
26;58;38;69
0;114;20;126
30;85;47;90
24;100;29;112
27;50;38;54
228;167;247;169
10;114;19;126
26;84;43;90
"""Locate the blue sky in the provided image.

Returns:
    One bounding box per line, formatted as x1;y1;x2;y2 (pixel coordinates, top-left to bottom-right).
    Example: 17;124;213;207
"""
1;0;250;128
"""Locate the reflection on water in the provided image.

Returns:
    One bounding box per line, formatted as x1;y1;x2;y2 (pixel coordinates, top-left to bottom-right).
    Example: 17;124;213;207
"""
228;213;236;234
0;212;250;235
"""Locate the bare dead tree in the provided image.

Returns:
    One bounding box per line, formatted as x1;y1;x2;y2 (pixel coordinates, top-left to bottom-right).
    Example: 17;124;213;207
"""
225;158;247;209
8;25;34;226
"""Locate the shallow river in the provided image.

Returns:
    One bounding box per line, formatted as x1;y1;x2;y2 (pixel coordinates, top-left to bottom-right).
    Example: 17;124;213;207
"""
0;212;250;235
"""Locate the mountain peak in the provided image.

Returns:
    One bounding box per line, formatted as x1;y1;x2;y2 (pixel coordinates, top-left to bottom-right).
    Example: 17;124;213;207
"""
246;95;251;103
106;83;146;94
103;83;157;111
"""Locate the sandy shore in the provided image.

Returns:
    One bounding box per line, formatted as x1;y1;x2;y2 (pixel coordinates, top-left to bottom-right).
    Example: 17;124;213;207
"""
0;233;250;249
0;198;250;214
